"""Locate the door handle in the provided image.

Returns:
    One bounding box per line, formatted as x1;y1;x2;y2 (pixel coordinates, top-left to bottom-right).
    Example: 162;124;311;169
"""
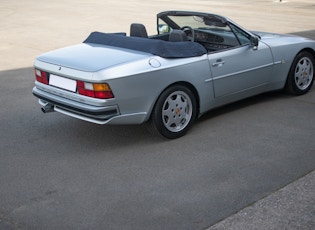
212;59;225;67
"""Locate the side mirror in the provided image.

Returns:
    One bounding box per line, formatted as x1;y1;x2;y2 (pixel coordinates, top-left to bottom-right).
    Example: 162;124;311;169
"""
250;36;259;50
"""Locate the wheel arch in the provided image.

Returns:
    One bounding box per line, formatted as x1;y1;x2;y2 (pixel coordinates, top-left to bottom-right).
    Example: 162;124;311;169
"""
148;81;200;120
299;48;315;59
284;48;315;95
287;48;315;77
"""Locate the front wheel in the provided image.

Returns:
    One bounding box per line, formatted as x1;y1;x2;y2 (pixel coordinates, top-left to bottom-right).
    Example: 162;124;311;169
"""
285;51;314;95
151;85;197;139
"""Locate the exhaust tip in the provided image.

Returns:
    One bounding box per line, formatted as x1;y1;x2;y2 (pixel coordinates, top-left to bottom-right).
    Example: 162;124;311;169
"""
41;104;54;113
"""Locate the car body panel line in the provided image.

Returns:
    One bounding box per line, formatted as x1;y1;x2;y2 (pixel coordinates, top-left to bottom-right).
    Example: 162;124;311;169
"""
212;62;274;81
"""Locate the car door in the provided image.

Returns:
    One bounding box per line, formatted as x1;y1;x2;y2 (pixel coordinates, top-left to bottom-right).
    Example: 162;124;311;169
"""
207;24;274;99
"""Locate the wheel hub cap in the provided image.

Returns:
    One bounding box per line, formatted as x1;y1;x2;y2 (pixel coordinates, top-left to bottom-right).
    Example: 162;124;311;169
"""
162;91;193;132
295;57;314;90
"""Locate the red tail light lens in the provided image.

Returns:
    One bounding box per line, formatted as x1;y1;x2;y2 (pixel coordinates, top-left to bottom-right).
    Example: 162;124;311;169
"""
77;81;114;99
34;69;114;99
35;69;49;85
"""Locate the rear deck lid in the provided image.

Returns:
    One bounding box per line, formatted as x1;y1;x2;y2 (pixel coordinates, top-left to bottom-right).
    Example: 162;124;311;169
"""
37;43;151;72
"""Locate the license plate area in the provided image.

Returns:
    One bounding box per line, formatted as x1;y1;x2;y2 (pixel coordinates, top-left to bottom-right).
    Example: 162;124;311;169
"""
49;74;76;92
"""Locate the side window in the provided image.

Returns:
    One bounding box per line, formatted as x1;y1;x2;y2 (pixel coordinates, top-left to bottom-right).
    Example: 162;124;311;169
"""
198;24;239;49
229;24;251;45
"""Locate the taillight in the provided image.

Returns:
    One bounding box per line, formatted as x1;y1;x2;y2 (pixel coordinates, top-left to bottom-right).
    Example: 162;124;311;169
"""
77;81;114;99
35;69;49;85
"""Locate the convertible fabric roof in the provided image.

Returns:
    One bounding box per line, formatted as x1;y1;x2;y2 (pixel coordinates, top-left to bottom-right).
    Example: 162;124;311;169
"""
83;32;207;58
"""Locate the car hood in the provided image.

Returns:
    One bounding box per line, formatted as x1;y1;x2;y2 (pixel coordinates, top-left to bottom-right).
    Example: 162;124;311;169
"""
253;31;284;39
251;31;315;49
36;43;152;72
253;31;313;42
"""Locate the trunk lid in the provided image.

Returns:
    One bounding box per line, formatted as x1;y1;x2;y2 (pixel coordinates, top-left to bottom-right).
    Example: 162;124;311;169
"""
37;43;152;72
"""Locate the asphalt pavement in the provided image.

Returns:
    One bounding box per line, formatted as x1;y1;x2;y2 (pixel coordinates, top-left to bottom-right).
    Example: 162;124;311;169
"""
0;0;314;229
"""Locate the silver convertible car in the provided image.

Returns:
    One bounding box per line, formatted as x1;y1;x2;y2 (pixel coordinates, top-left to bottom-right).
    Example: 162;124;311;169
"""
33;11;315;138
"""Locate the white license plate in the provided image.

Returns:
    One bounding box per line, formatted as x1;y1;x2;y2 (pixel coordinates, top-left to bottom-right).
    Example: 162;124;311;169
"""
49;74;76;92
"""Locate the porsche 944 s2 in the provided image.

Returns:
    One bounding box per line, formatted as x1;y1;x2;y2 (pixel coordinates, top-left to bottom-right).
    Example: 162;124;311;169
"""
32;11;315;138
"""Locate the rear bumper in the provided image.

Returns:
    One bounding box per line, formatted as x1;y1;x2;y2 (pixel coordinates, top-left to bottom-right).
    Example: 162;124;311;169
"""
32;86;148;125
33;86;119;122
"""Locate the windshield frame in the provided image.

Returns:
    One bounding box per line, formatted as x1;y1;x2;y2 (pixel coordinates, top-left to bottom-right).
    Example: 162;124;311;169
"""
157;11;228;34
156;11;258;40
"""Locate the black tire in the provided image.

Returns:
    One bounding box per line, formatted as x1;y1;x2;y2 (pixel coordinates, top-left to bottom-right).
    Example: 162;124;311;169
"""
285;51;314;95
151;85;197;139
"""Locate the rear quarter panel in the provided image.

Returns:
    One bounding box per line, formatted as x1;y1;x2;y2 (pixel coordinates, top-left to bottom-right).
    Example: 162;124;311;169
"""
93;54;213;120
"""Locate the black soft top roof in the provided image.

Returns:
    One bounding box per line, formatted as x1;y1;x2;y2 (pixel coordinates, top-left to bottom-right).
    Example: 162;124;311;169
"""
83;32;207;58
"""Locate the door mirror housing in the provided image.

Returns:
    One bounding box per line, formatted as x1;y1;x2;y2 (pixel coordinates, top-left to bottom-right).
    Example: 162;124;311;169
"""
250;36;259;50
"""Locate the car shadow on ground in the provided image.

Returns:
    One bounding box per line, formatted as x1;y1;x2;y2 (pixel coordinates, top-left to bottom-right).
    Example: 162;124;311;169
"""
197;90;290;123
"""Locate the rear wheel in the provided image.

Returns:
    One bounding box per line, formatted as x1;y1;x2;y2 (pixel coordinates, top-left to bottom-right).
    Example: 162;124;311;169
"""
151;85;197;139
285;51;314;95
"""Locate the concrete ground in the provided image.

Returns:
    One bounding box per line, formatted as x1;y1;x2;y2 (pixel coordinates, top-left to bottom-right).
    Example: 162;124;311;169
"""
207;170;315;230
0;0;315;230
